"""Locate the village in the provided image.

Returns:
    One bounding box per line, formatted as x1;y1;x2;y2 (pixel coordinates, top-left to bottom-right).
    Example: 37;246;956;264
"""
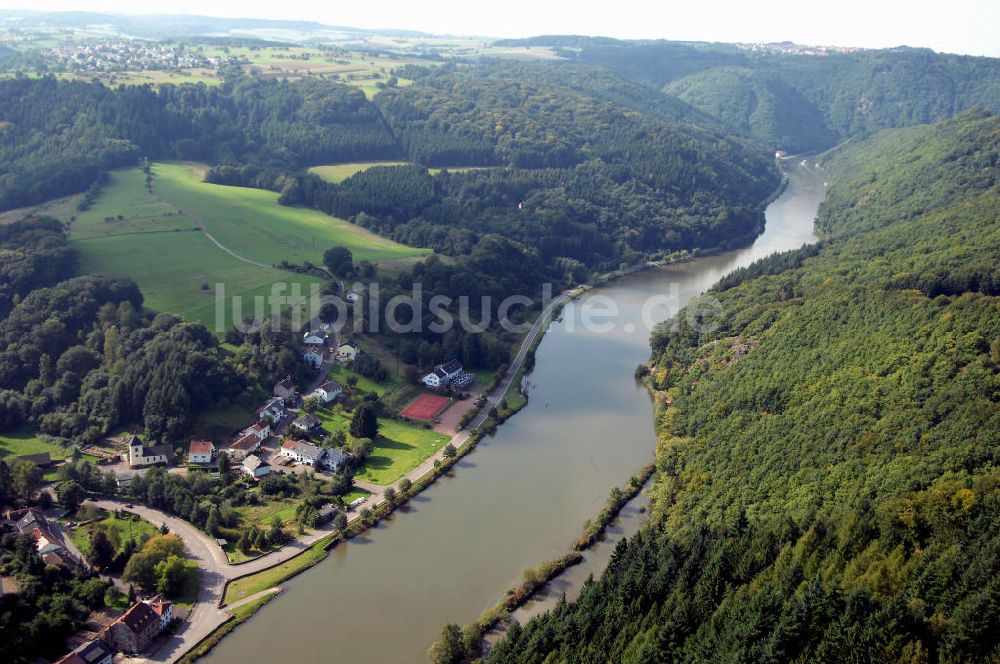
0;323;498;663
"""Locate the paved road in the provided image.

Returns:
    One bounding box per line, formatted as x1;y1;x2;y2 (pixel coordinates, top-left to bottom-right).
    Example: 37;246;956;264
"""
82;287;569;662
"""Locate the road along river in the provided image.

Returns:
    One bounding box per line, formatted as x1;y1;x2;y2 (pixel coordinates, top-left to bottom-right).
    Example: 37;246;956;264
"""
202;158;826;664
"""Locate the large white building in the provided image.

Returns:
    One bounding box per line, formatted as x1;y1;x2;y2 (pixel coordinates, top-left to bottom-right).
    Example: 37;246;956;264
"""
126;435;170;468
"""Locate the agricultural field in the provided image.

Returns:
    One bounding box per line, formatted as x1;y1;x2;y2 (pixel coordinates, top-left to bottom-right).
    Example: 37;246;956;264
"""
308;162;412;183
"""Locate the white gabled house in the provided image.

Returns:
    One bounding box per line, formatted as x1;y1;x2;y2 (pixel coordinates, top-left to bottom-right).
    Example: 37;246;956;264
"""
313;380;343;403
420;359;472;390
256;397;286;423
240;422;270;441
291;414;322;433
226;434;261;461
322;447;349;472
187;440;214;465
241;454;272;480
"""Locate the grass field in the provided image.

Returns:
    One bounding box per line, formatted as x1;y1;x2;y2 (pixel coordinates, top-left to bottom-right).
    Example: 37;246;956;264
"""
307;162;412;183
0;428;71;461
223;534;334;605
70;168;196;239
309;162;498;183
70;509;159;558
151;162;429;266
64;162;428;333
72;230;323;332
311;405;448;484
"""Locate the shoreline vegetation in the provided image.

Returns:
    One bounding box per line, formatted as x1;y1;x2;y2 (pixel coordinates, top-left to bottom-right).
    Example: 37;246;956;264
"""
430;462;658;662
176;159;795;664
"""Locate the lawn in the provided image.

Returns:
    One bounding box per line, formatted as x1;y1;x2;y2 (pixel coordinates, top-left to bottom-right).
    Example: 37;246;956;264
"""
342;487;371;504
223;534;334;605
151;162;429;266
66;162;427;334
358;419;450;485
311;405;449;484
70;509;159;558
0;428;72;461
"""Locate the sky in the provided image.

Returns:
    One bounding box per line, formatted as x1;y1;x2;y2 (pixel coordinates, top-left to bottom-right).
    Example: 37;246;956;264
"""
4;0;999;57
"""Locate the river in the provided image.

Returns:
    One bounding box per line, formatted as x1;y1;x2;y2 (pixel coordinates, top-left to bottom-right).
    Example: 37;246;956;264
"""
202;158;825;664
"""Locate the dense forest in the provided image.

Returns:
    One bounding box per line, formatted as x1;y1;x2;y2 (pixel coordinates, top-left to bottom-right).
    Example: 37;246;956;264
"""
0;75;399;210
486;111;1000;663
496;37;1000;152
0;218;308;444
272;63;781;270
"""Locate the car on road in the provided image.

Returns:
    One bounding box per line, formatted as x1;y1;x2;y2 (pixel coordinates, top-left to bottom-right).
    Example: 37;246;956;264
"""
124;503;134;508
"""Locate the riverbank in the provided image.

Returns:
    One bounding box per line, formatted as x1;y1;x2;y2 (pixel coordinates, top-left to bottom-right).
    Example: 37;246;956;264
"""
174;288;569;663
198;158;827;664
446;462;656;660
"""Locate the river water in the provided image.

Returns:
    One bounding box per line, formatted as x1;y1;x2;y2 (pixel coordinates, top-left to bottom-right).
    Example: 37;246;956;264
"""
203;158;825;664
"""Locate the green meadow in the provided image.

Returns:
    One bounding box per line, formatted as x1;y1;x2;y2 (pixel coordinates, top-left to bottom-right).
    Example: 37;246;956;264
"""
66;162;428;333
309;162;498;183
308;162;413;183
73;230;323;333
312;405;449;485
151;162;429;266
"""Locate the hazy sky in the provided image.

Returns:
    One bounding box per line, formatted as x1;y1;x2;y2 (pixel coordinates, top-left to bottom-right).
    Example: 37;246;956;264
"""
6;0;1000;57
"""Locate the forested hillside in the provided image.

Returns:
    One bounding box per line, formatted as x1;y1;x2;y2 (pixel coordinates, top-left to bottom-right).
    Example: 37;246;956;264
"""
0;76;399;210
276;63;779;270
0;218;307;444
486;112;1000;663
498;37;1000;152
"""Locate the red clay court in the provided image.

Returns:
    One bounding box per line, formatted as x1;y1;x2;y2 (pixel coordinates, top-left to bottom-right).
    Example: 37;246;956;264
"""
401;394;451;421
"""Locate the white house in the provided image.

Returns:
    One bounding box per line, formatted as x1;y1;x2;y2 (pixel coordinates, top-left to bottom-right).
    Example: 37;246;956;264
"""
187;440;214;465
126;435;170;468
147;596;173;633
256;397;286;423
322;447;349;472
241;454;272;480
345;290;361;303
313;380;343;403
421;360;467;390
240;422;270;441
291;414;321;432
280;439;324;466
335;339;360;363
